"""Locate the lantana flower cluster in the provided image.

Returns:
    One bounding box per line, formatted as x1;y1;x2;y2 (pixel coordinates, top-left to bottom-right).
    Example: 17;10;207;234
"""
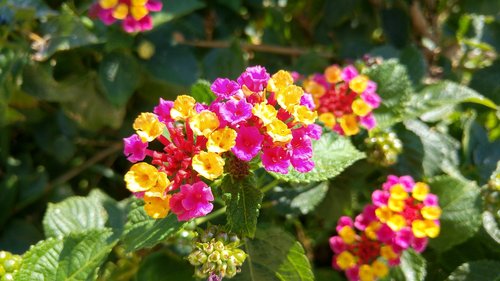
330;175;441;281
123;66;321;221
303;64;381;136
90;0;163;33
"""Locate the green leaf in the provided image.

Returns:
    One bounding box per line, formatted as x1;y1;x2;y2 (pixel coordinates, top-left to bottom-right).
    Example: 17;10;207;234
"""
61;74;126;131
203;43;246;81
135;252;195;281
43;196;108;238
98;52;141;107
364;60;413;128
233;226;314;281
482;211;500;244
36;5;98;60
399;45;427;85
0;219;43;254
17;229;116;281
88;189;130;239
271;132;365;184
152;0;206;25
222;176;263;238
405;81;497;121
428;176;482;252
445;260;500;281
190;79;216;104
399;249;426;281
121;200;184;252
271;182;329;216
403;120;460;177
469;60;500;104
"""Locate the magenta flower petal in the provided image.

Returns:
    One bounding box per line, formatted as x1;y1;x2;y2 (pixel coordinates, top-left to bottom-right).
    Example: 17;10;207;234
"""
361;91;381;108
219;99;253;125
335;216;354;232
412;237;428;253
359;113;376;130
300;93;316;110
170;181;214;221
146;0;163;12
138;15;153;31
237;66;270;92
424;193;439;206
211;78;240;99
122;17;139;33
372;190;389;207
329;236;347;253
291;155;314;173
153;98;174;123
394;227;413;249
262;145;291;174
232;125;264;161
340;65;358;82
123;134;148;163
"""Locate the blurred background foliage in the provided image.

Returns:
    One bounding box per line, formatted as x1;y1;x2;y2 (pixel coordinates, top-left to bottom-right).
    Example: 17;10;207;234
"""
0;0;499;280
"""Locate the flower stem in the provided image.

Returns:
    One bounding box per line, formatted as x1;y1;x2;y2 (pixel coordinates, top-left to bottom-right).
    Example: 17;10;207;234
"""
261;179;279;193
195;206;227;226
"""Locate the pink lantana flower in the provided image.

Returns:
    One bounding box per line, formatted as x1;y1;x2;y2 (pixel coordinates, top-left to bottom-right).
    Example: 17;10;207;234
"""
123;134;148;162
232;126;264;161
170;181;214;221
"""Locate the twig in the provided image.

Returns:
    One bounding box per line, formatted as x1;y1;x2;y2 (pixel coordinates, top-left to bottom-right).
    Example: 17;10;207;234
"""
195;206;227;226
176;39;334;58
11;142;123;215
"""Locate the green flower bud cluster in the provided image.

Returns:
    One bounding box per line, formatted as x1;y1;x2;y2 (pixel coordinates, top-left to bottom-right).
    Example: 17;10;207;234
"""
483;162;500;217
188;225;247;279
364;131;403;166
0;251;22;281
97;246;141;281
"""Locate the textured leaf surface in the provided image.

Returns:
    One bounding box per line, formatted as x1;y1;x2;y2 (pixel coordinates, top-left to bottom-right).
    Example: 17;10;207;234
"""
364;59;413;128
135;252;195;281
43;196;108;238
271;182;329;216
400;249;426;281
190;79;216;104
222;176;263;238
98;52;140;107
428;176;482;252
445;260;500;281
405;81;497;121
17;229;115;281
482;211;500;244
233;227;314;281
121;200;183;252
271;133;364;183
404;120;460;177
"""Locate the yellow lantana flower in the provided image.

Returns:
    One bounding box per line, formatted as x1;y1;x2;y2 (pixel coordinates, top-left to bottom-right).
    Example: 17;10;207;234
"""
390;184;408;200
144;195;171;219
133;112;165;142
192;151;225;180
336;251;356;270
130;5;148;20
112;3;128;19
207;127;237;153
266;119;292;143
412;182;429;201
99;0;118;9
380;245;398;260
144;172;170;198
170;95;196;121
339;114;359;136
267;70;293;92
421;206;442;220
325;65;342;84
291;105;318;125
359;264;374;281
387;214;406;231
352;99;372;117
372;260;388;278
252;102;277;126
319;112;336;128
375;206;392;223
190;110;220;137
124;162;159;192
349;75;369;94
339;226;356;244
276;85;304;111
388;197;405;212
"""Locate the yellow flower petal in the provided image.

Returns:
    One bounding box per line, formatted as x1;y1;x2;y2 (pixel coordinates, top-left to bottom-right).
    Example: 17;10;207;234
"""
372;260;388;278
144;194;171;219
387;214;406;231
352;99;372;117
339;226;356;244
252;102;277;126
359;264;374;281
144;172;170;198
421;206;442;220
130;5;148;20
339;114;359;136
124;162;159;192
99;0;118;9
412;182;429;201
207;127;237;153
319;112;336;128
266;119;292;143
276;85;303;111
112;3;128;19
336;251;357;270
424;220;440;238
388;197;405;212
325;65;342;84
412;220;427;238
192;151;225;180
267;70;293;92
170;95;196;121
190;110;220;137
349;75;369;94
390;184;408;200
133;112;165;142
291;105;317;125
380;245;398;260
375;206;392;223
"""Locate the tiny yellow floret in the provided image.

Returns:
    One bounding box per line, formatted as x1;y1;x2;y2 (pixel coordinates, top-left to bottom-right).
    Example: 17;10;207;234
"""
352;99;372;117
266;119;292;143
267;70;293;92
336;251;356;270
192;151;225;180
349;75;369;94
124;162;159;192
133;112;165;142
207;127;237;153
339;114;359;136
170;95;196;121
412;182;429;201
252;102;277;126
190;110;220;137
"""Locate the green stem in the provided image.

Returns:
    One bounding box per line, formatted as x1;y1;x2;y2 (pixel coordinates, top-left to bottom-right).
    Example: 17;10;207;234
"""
195;206;227;226
261;179;279;193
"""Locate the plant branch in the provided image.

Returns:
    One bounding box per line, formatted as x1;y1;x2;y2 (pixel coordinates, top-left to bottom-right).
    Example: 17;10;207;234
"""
261;179;279;193
176;38;334;58
195;206;227;226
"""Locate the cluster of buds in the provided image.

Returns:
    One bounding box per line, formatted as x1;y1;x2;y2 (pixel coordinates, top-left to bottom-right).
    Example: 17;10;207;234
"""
330;175;441;281
0;251;22;281
483;162;500;215
123;66;321;221
364;131;403;166
188;225;246;279
302;65;381;136
90;0;163;33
